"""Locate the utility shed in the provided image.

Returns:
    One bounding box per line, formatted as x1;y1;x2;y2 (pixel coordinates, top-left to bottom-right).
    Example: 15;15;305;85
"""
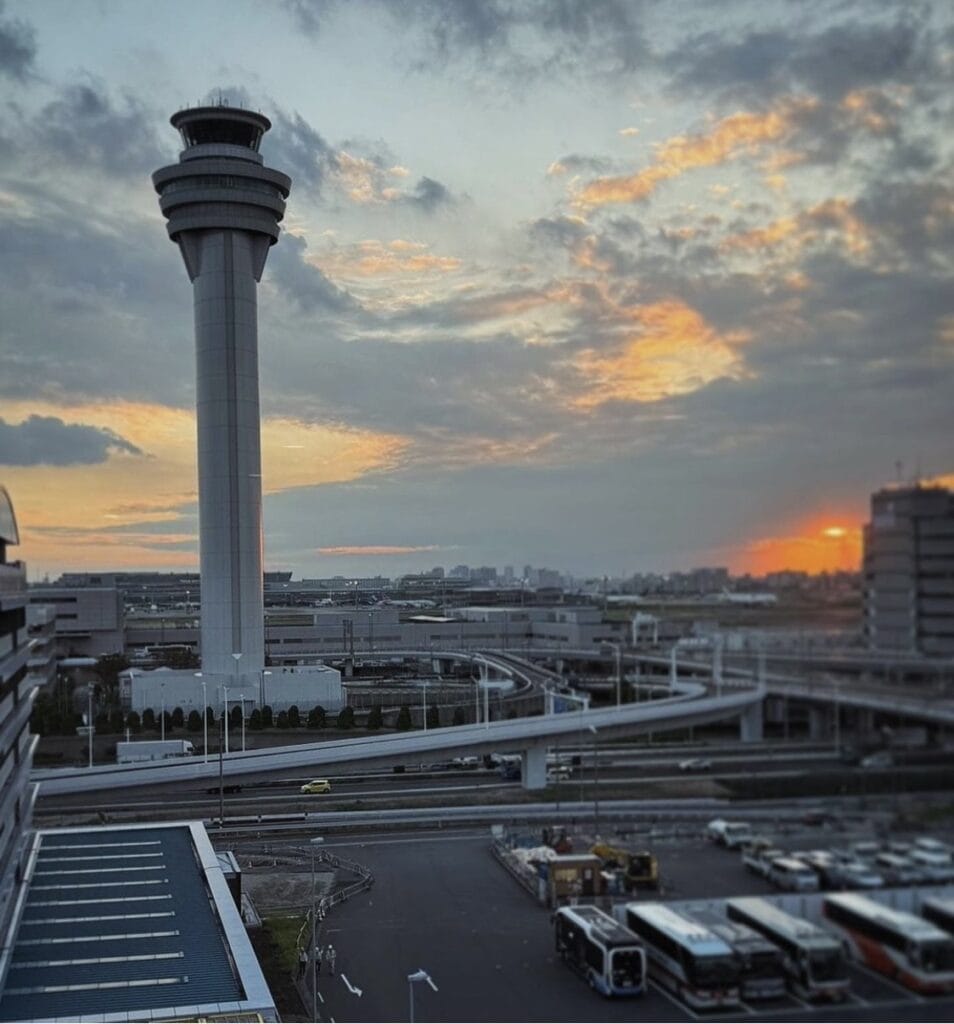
0;822;275;1022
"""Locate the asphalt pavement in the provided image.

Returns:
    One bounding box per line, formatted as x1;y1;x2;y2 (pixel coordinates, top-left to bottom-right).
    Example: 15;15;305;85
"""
301;828;954;1023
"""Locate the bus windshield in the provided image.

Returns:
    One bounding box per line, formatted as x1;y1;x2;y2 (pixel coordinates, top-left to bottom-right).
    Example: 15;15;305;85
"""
919;940;954;973
611;949;643;988
749;950;783;978
809;949;845;982
692;955;739;989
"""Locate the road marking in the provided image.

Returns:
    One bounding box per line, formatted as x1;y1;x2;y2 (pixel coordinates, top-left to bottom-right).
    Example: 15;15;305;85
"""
341;973;363;997
648;981;701;1021
317;991;324;1004
852;963;924;1003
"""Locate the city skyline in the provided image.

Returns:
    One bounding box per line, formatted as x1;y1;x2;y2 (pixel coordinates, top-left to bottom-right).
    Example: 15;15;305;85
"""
1;1;952;579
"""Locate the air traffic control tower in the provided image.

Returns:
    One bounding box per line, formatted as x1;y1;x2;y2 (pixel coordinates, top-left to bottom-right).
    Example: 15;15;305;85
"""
153;106;291;680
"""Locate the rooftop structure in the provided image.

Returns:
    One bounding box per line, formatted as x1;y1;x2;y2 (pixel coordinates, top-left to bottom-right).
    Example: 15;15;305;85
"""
0;822;276;1022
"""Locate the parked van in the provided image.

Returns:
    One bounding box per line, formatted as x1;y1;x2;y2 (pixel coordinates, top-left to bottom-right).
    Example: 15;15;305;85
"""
767;857;820;892
707;819;753;849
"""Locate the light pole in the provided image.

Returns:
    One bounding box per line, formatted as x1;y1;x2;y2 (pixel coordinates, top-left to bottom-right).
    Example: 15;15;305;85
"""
160;681;166;742
223;684;230;756
239;696;247;753
310;836;325;1023
407;968;438;1023
601;642;623;706
87;683;94;768
589;724;599;839
195;672;208;764
422;680;428;731
260;668;272;710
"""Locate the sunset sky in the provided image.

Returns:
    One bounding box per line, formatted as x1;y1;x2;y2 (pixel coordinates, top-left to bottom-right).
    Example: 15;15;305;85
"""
1;0;952;579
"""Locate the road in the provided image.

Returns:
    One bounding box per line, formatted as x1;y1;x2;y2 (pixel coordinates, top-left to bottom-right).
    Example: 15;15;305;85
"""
34;743;852;818
280;830;954;1023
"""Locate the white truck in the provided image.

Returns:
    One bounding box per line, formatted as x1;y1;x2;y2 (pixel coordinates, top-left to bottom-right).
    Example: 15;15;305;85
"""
707;818;754;849
116;740;195;763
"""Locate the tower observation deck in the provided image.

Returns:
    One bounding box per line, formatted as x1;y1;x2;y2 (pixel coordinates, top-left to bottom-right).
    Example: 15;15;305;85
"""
152;105;292;679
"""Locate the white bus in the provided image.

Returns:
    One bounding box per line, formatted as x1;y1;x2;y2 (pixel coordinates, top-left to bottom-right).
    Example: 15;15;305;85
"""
624;903;741;1009
689;908;787;1001
553;905;646;997
726;897;849;1002
824;893;954;995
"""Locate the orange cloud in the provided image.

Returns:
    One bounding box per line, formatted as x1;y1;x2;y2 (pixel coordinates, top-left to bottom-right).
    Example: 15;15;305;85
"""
2;400;407;575
720;198;870;258
574;98;816;208
572;300;751;407
313;239;462;279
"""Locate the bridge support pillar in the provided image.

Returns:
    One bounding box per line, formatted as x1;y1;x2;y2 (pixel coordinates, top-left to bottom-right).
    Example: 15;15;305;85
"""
739;700;764;743
808;706;832;741
521;744;547;790
343;657;354;678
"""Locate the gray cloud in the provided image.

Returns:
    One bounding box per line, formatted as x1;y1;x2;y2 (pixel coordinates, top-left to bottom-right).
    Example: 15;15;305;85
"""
665;13;939;104
266;108;338;195
0;415;143;466
404;175;453;212
265;232;359;313
284;0;648;78
32;80;166;176
0;1;35;80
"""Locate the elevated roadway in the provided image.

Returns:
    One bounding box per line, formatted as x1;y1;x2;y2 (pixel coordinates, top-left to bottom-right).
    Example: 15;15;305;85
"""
34;648;763;795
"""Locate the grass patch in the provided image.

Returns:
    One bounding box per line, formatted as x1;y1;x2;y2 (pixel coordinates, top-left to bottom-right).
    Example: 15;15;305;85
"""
262;914;308;975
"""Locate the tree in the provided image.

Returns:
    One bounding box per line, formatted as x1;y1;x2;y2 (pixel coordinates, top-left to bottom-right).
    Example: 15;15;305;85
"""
307;706;326;729
248;707;263;731
395;705;412;731
205;706;215;728
171;706;185;729
142;708;156;731
108;709;124;734
229;705;243;730
287;704;300;728
186;710;202;733
426;704;440;730
94;653;129;705
126;710;141;734
336;706;355;730
161;647;199;670
276;710;289;729
161;711;173;735
366;704;383;730
262;705;274;728
452;706;466;726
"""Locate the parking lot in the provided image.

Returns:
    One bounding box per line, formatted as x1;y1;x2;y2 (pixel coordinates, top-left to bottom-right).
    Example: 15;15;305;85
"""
296;819;954;1022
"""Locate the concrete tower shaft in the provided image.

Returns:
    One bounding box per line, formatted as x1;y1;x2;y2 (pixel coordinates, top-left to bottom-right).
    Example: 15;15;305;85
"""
153;105;291;678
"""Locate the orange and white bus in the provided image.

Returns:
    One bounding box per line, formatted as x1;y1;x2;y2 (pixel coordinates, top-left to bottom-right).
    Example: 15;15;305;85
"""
823;893;954;995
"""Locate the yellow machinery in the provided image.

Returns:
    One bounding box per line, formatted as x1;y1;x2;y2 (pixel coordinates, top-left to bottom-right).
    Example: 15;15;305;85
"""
591;843;659;890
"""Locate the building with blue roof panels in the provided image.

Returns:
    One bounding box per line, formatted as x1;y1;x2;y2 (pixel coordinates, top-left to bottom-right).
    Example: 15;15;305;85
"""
0;821;276;1023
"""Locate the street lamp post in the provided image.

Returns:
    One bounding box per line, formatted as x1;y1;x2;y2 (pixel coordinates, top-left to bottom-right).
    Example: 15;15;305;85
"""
195;672;208;764
160;681;166;742
589;724;599;839
223;684;230;756
87;683;94;768
407;968;438;1023
310;836;325;1023
422;680;428;731
260;668;272;710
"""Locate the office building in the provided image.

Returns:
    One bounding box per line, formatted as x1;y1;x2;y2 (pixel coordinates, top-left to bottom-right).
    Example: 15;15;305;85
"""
0;487;39;964
863;484;954;655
